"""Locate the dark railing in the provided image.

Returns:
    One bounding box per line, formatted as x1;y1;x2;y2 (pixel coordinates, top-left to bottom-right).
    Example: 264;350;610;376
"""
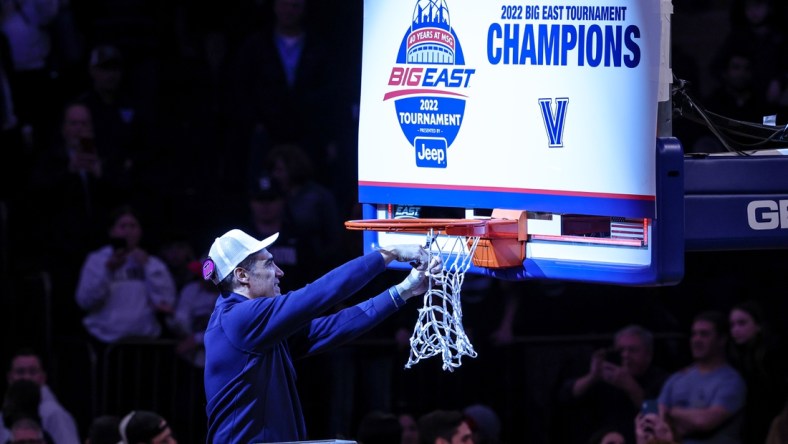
42;331;688;444
98;339;207;443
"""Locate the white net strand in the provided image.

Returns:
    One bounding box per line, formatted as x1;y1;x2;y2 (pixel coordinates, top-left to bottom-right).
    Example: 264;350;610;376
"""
405;233;480;371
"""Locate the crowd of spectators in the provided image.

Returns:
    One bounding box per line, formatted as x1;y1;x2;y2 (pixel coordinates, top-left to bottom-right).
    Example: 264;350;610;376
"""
552;306;788;444
2;0;788;443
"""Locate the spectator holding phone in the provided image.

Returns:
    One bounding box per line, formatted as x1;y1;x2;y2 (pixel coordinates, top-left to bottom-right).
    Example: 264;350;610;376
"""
31;102;105;191
27;101;113;336
75;205;177;344
558;325;669;443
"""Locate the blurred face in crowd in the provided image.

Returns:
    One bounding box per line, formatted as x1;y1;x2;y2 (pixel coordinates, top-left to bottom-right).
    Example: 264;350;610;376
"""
615;332;652;376
90;63;123;95
744;0;770;26
600;431;625;444
447;421;474;444
725;55;753;91
399;414;419;444
61;103;94;148
730;308;761;345
7;355;46;387
110;212;143;249
690;320;726;362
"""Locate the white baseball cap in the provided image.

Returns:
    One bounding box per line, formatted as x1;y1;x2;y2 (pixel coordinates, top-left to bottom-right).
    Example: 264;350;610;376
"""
205;229;279;284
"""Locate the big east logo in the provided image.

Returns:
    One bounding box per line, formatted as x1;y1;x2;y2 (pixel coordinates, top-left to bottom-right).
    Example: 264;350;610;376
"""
384;0;475;168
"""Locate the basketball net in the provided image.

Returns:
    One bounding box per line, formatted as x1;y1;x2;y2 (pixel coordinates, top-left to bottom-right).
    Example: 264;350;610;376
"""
406;231;479;371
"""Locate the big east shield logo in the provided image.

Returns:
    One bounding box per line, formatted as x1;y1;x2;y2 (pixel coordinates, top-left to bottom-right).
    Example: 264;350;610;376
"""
384;0;475;168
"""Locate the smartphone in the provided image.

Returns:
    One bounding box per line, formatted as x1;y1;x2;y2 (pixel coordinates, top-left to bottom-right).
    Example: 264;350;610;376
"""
641;399;659;415
604;348;622;366
109;236;128;251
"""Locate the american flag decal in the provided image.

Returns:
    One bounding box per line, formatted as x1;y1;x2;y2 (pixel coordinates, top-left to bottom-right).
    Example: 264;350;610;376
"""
610;217;647;244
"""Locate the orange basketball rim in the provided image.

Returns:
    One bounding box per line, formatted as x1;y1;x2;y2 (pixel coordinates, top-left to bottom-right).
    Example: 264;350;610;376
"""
345;209;528;269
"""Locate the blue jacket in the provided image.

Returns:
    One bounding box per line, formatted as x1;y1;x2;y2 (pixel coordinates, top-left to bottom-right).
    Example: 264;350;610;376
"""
204;252;398;443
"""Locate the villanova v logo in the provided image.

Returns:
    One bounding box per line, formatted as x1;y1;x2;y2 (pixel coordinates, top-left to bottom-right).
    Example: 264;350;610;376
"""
538;98;568;148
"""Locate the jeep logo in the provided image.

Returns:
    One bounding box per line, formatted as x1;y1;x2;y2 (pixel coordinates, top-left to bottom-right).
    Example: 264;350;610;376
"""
414;137;447;168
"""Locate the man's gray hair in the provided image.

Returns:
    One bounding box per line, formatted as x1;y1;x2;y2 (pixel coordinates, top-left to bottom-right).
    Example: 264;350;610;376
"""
614;324;654;354
217;254;259;294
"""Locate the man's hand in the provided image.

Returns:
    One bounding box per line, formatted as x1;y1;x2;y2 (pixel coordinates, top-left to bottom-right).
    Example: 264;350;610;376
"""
601;362;634;388
601;361;645;407
667;405;733;438
394;256;442;299
571;349;605;397
105;249;127;271
378;244;429;265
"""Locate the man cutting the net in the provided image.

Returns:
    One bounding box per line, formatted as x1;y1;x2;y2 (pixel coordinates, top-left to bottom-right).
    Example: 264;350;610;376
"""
201;228;438;443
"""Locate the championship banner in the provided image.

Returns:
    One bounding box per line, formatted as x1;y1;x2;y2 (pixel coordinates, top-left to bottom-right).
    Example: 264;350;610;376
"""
358;0;663;218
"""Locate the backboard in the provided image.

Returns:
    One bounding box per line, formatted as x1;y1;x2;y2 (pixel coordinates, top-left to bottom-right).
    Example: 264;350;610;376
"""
355;0;683;286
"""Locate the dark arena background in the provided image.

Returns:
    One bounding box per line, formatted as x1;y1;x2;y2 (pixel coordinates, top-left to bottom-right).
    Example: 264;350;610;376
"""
2;0;788;443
